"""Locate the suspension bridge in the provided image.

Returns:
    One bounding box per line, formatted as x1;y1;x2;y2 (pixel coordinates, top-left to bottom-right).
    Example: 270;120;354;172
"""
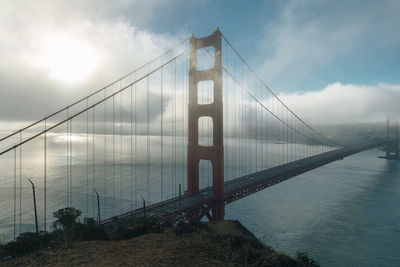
0;29;398;241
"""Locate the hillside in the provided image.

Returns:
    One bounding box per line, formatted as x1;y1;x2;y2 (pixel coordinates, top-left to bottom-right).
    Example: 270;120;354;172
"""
1;220;318;266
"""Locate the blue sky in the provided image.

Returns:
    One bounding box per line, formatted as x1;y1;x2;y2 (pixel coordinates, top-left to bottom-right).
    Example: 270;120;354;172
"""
131;0;400;92
0;0;399;124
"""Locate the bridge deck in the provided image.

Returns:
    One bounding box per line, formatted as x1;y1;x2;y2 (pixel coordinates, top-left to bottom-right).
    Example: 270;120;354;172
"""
102;141;386;225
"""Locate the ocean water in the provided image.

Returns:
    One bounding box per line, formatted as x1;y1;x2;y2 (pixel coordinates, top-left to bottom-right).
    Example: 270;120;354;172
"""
1;136;398;266
0;135;329;239
226;149;400;266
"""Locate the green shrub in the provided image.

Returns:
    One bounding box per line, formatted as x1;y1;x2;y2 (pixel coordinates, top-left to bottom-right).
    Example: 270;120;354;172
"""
50;207;109;243
0;207;110;258
0;232;50;257
295;252;319;267
111;216;172;240
52;207;82;232
174;221;211;235
76;218;109;241
256;252;299;267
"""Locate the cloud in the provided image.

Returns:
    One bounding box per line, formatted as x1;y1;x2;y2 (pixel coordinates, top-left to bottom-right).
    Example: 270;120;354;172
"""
0;0;184;123
279;82;400;124
256;0;400;91
1;0;399;140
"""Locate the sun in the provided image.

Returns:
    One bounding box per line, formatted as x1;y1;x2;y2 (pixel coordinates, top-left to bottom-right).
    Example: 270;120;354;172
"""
42;38;98;83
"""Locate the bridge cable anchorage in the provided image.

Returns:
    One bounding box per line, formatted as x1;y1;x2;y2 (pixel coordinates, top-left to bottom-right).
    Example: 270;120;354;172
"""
220;33;342;148
0;38;190;144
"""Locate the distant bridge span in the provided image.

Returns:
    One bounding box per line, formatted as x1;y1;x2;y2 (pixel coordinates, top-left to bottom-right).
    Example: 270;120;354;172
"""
102;140;387;225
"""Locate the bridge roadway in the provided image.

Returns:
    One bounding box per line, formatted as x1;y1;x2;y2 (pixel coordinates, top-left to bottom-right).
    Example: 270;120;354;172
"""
102;140;386;225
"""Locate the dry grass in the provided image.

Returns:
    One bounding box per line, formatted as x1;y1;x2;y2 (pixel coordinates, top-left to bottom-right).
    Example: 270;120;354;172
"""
1;224;226;266
0;220;312;267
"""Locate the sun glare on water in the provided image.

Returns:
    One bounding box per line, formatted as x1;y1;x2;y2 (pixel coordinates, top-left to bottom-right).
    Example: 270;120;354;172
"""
42;38;98;83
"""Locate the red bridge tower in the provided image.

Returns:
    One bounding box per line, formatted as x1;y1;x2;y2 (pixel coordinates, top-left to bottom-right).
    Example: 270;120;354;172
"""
187;29;225;220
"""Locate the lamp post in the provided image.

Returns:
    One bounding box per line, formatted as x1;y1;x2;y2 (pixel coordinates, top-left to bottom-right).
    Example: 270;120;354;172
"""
140;194;146;218
94;190;101;223
28;179;39;234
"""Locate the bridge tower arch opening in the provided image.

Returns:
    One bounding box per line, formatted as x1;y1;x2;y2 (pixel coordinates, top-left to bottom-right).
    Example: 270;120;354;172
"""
187;28;225;220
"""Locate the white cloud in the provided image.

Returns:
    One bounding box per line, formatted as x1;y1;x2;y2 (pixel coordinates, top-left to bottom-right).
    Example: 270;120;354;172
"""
256;0;400;91
0;0;184;122
279;82;400;124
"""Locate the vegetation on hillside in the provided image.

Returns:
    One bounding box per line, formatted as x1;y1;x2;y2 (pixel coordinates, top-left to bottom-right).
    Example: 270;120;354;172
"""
0;207;108;258
0;207;319;266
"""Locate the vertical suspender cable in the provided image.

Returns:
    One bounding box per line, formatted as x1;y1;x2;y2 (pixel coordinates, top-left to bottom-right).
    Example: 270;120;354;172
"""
181;58;185;189
259;86;262;169
282;105;285;163
13;148;16;239
256;80;259;171
241;64;244;175
233;46;237;177
273;98;275;166
92;108;95;216
44;120;47;232
131;84;133;209
286;109;288;163
66;110;69;206
266;92;269;168
160;68;163;202
281;104;283;164
134;73;137;209
235;64;238;176
120;84;123;213
19;132;22;235
70;120;73;206
104;90;107;217
291;113;293;161
174;60;177;195
113;96;115;214
173;59;176;195
87;99;89;216
226;53;229;179
147;75;150;202
209;58;212;183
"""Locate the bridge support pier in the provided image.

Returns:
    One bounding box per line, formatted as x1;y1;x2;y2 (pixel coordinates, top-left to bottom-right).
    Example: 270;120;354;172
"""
187;28;225;220
380;120;399;159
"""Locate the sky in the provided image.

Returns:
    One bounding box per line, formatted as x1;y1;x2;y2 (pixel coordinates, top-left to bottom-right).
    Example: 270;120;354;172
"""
0;0;399;127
